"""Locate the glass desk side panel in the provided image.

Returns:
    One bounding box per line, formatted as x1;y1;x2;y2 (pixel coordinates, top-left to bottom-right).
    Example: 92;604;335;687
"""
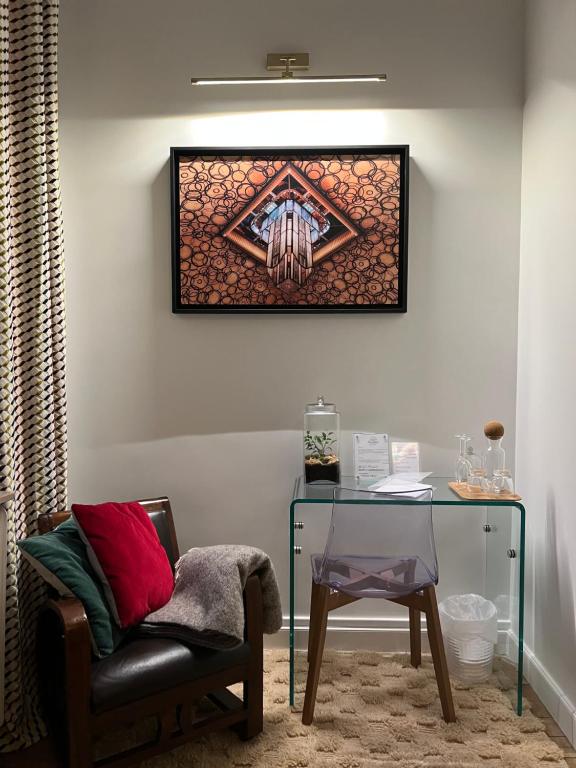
484;501;524;714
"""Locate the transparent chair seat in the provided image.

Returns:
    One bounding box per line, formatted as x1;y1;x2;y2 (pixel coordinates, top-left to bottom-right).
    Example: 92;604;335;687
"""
312;553;437;598
311;486;438;600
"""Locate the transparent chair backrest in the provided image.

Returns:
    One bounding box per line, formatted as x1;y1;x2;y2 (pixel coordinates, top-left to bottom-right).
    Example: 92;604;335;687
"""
316;486;438;598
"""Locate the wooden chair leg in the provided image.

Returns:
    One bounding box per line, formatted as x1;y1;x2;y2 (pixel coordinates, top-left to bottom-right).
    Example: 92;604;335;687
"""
241;673;263;740
307;580;318;663
409;606;421;668
302;581;330;725
423;585;456;722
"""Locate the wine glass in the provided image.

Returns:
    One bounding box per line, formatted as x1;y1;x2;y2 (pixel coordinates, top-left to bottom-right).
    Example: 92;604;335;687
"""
454;434;472;483
493;469;514;495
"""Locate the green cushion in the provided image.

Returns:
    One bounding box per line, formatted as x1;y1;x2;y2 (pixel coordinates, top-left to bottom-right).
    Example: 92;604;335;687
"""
18;518;124;657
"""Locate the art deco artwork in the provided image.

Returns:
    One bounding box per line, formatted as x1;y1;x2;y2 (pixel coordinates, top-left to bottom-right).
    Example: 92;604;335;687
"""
171;146;408;312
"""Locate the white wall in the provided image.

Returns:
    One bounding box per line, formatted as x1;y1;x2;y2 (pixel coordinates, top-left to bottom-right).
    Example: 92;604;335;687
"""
59;0;523;628
516;0;576;743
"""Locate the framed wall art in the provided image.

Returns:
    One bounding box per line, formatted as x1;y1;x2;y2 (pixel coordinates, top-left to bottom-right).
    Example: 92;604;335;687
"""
171;146;409;313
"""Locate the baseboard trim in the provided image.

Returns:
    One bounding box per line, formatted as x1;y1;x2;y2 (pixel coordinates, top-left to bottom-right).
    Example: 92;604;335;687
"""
267;615;511;654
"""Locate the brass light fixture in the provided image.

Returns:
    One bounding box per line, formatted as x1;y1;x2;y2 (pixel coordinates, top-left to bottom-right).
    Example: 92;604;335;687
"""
190;53;387;86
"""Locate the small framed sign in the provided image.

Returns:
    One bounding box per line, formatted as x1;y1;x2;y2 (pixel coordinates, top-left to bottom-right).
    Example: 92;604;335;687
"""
391;441;420;474
353;433;391;481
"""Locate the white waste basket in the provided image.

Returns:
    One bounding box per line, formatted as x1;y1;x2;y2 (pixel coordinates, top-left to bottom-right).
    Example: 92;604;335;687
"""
438;594;498;684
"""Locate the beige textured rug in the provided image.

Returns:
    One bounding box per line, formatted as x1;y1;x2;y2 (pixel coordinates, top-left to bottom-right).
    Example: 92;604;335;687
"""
100;650;568;768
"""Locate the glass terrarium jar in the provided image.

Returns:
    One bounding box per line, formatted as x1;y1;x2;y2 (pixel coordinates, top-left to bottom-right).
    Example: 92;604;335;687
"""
304;396;341;484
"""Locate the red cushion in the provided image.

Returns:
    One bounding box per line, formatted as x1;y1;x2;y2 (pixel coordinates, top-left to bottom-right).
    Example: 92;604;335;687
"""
72;501;174;628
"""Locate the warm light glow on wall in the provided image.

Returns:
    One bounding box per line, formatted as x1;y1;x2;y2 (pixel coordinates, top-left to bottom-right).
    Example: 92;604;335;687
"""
184;111;392;147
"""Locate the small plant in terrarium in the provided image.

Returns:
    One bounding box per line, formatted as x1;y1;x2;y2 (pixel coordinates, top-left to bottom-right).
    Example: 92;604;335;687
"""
304;430;341;484
304;396;341;484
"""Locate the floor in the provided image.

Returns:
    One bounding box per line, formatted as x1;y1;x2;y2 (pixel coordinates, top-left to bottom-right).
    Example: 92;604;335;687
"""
524;684;576;768
3;682;575;767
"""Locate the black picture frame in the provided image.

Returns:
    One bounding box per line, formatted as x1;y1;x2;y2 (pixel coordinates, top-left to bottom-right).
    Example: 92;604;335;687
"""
171;146;409;313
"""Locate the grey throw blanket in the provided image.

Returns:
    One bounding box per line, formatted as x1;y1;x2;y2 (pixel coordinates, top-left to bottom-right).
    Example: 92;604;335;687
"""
136;545;282;650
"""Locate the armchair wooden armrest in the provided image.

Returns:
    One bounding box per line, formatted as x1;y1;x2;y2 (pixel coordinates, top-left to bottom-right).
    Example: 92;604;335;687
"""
38;597;93;766
44;595;92;641
241;575;264;739
41;595;92;678
243;574;264;645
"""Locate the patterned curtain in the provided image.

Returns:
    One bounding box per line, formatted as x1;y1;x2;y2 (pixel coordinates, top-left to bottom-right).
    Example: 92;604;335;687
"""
0;0;66;751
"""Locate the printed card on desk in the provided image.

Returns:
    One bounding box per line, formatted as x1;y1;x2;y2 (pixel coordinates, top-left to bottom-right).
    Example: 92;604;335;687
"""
353;433;390;480
391;441;420;474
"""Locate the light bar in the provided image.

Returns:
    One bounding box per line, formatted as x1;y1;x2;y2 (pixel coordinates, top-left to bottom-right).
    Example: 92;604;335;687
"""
191;54;386;86
191;74;387;86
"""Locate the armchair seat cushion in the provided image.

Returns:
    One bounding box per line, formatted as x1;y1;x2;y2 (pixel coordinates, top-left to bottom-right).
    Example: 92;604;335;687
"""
91;637;251;713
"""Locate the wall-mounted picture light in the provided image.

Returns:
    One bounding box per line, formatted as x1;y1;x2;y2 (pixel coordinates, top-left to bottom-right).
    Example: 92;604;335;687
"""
191;53;387;86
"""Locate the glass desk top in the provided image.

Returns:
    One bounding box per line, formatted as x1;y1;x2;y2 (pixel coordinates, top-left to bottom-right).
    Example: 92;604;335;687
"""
289;475;525;716
292;475;525;509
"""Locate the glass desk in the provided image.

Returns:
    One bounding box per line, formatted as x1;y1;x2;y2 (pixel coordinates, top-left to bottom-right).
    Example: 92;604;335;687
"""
289;476;525;714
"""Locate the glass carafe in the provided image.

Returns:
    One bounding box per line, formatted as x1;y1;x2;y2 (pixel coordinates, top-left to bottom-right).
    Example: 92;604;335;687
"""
484;421;505;479
304;396;340;484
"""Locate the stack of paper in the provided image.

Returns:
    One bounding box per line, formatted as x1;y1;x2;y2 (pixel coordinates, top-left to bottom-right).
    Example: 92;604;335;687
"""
367;475;434;499
386;472;432;483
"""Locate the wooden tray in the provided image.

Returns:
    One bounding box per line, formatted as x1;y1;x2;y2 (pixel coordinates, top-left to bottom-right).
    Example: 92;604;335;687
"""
448;481;522;502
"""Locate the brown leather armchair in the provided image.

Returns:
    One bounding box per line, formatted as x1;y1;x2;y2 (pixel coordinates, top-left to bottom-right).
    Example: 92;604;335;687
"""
36;497;263;768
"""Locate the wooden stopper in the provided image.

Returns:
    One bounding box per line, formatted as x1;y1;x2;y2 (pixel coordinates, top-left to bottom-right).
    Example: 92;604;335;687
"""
484;420;504;440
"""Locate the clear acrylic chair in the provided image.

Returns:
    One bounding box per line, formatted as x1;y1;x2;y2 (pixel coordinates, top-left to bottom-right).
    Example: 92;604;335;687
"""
302;486;456;724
